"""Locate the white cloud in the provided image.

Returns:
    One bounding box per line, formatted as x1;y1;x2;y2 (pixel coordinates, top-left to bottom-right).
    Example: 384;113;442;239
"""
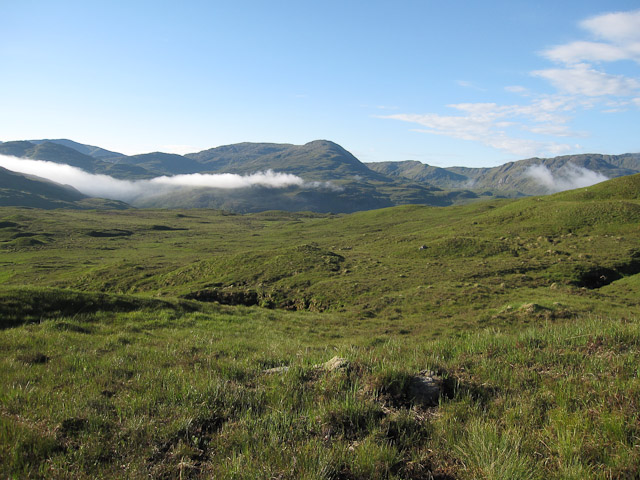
525;163;609;192
581;9;640;43
523;124;577;137
385;102;576;158
541;41;631;64
541;10;640;65
456;80;486;91
0;155;308;203
532;63;640;97
380;9;640;159
505;85;530;95
381;94;582;157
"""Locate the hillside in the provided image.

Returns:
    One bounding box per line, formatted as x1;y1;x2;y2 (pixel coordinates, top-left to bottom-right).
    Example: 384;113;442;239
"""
1;173;639;478
0;141;152;179
28;139;125;160
1;140;483;212
367;153;640;195
186;140;385;182
0;166;88;208
3;138;640;212
113;152;204;175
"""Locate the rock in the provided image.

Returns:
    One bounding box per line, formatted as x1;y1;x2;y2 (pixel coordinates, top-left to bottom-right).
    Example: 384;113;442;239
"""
408;371;441;407
520;303;543;314
263;366;290;375
318;356;350;372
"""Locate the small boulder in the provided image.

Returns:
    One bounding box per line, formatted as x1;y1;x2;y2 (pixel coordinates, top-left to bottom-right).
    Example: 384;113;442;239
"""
263;366;290;375
408;371;442;407
318;356;350;372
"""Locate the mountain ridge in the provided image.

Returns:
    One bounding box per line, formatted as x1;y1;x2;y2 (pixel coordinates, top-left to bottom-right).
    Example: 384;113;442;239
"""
2;138;639;211
367;152;640;195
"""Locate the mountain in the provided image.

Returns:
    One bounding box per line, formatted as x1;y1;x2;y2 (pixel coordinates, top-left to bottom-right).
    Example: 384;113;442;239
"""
113;152;204;176
0;141;153;179
367;153;640;195
186;140;387;182
0;166;128;209
1;139;483;212
3;138;639;212
28;139;125;160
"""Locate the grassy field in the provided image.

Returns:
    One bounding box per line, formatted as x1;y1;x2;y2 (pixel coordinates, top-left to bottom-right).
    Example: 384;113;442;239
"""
1;174;640;478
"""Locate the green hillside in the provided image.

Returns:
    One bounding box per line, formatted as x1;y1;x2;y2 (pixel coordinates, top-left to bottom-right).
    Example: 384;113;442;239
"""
0;140;486;211
0;141;153;179
1;174;639;478
0;167;130;210
113;152;204;175
28;139;125;160
187;140;384;182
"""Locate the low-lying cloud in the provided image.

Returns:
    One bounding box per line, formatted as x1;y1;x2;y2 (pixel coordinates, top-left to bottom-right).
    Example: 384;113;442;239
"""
524;163;609;192
0;155;311;203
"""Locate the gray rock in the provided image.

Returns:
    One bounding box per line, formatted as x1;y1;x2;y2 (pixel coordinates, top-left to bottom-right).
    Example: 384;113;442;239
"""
263;366;290;375
408;372;441;407
318;356;350;372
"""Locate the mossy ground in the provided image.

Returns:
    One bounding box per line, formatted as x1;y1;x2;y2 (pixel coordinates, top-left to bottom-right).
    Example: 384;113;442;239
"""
1;175;640;478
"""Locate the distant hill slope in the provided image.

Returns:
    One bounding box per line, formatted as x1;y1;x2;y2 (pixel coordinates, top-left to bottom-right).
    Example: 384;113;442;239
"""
28;139;125;160
113;152;204;175
186;140;388;182
367;153;640;195
4;137;639;212
0;139;483;212
0;141;153;179
0;166;87;208
0;166;127;209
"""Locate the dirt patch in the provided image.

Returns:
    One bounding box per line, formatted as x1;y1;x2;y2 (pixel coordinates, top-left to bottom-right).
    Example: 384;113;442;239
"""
574;258;640;289
86;229;133;238
184;289;259;306
150;225;188;231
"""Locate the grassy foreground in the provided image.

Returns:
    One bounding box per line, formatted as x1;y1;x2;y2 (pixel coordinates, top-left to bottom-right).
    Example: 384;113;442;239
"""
2;303;639;479
1;174;640;478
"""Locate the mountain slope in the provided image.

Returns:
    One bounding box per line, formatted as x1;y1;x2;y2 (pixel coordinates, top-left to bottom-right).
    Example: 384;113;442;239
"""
367;153;640;195
0;166;86;208
114;152;204;175
187;140;388;181
28;139;125;160
0;141;154;179
0;166;130;210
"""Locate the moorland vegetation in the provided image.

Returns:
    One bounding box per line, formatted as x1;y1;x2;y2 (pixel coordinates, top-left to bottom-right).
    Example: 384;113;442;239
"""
1;174;640;478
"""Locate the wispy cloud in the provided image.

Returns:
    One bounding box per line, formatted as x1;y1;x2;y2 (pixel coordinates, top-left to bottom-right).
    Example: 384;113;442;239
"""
456;80;486;91
0;155;309;203
381;9;640;159
532;63;640;97
536;10;640;96
381;96;579;157
541;41;632;64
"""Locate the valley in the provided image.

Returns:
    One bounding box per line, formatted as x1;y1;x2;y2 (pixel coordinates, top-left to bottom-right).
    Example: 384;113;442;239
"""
1;174;640;478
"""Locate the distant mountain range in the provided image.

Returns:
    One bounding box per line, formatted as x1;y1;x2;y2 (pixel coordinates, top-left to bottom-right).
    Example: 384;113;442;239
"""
0;138;638;212
367;153;640;196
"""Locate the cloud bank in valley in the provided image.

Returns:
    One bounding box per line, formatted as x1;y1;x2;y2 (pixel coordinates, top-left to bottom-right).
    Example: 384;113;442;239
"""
0;155;308;203
524;163;609;192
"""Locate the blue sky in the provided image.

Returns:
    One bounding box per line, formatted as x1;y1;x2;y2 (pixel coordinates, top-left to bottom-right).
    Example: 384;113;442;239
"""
1;1;639;167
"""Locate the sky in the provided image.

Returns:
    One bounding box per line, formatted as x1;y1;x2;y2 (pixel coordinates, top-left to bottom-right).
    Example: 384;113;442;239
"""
1;0;640;168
